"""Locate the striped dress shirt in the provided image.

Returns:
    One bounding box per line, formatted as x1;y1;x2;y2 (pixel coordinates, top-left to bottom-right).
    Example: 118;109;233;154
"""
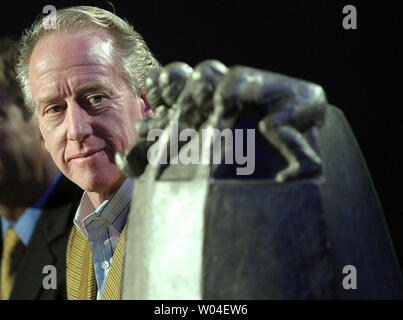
73;178;133;300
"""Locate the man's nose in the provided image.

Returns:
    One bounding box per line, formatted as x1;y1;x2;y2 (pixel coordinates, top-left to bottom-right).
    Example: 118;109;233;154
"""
66;102;93;142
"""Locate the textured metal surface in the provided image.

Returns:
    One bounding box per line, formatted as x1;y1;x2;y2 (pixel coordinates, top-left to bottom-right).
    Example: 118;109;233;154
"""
122;169;208;299
202;179;334;299
122;105;402;299
120;62;402;299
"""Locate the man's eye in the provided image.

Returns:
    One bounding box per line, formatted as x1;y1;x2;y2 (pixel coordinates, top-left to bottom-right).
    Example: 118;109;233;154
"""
87;95;106;105
46;105;65;114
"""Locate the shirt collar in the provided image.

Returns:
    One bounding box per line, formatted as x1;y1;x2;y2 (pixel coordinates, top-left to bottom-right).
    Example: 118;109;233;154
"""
1;171;63;245
73;178;134;238
1;208;42;245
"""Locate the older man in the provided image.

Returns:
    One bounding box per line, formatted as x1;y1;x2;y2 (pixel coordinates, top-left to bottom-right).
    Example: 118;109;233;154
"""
16;6;159;299
0;37;82;299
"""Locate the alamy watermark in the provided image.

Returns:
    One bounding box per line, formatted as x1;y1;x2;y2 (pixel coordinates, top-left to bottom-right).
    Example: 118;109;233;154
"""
342;264;357;290
42;265;57;290
146;121;256;176
42;5;57;30
342;5;357;30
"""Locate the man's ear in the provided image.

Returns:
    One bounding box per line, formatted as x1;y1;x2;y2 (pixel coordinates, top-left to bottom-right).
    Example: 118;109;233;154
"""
140;92;154;118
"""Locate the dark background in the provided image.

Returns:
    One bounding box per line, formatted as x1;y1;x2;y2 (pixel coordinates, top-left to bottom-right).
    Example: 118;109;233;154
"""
1;1;402;270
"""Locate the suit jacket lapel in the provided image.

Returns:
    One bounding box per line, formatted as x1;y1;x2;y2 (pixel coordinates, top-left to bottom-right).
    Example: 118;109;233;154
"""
11;224;54;299
11;201;74;299
0;219;3;259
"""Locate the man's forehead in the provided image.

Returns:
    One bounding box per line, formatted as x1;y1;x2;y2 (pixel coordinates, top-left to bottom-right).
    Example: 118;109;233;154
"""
29;28;122;106
29;28;116;77
35;72;115;107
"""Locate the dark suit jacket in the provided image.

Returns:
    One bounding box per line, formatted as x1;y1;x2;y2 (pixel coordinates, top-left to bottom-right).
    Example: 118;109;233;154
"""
0;174;82;300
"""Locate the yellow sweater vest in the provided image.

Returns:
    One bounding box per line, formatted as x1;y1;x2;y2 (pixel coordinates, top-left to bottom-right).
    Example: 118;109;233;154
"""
66;225;126;300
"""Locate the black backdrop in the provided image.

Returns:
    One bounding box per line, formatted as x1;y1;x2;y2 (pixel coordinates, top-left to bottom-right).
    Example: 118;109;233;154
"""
1;1;402;272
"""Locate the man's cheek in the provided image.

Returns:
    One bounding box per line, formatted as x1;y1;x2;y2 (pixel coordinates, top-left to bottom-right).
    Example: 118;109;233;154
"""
38;124;49;150
43;138;61;166
44;140;50;152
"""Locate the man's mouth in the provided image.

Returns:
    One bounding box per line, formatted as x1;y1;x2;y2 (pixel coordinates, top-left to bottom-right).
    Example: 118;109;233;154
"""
69;148;106;162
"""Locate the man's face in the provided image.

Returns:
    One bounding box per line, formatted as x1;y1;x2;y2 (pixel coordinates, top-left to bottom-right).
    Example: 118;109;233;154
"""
29;29;145;197
0;98;43;204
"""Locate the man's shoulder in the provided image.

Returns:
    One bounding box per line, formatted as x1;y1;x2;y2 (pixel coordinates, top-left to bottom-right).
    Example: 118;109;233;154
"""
43;174;83;209
35;175;82;243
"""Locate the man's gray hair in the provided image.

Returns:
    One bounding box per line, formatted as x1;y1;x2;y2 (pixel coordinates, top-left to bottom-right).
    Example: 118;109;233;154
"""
16;5;160;114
